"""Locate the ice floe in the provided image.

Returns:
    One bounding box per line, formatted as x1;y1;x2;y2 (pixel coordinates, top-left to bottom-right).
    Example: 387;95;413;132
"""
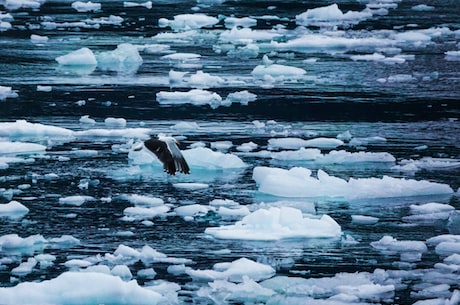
0;201;29;218
0;85;18;101
158;13;218;31
268;137;344;150
296;3;373;28
253;166;453;199
71;1;101;12
0;120;74;140
186;257;275;282
371;236;428;262
55;47;97;66
0;271;168;305
205;206;342;240
97;43;143;74
0;141;46;154
393;157;460;173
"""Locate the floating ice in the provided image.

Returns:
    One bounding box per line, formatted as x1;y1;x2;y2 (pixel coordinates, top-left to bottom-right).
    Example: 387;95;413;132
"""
393;157;460;173
36;85;52;92
104;117;127;128
59;195;94;206
445;50;460;61
261;271;395;303
219;27;282;43
0;234;46;254
198;277;275;304
174;204;212;220
123;1;152;9
210;141;232;151
412;4;435;11
186;257;275;282
371;236;427;262
2;0;45;10
224;16;257;28
171;121;200;131
156;89;223;109
435;242;460;257
0;201;29;218
268;137;344;150
296;3;373;27
352;215;379;225
0;85;18;101
223;90;257;106
253;166;453;199
123;205;170;220
0;141;46;154
188;70;224;88
251;62;306;80
173;183;209;190
30;34;48;43
96;43;143;74
236;141;258;152
123;194;164;207
12;257;37;276
79;115;96;125
71;1;101;12
55;47;97;66
403;202;455;223
0;120;74;140
159;13;218;31
205;206;342;240
0;271;167;305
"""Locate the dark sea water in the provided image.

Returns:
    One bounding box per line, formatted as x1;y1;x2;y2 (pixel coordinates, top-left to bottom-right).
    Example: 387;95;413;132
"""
1;0;460;304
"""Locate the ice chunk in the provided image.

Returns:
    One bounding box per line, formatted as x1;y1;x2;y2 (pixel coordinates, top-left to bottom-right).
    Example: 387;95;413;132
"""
55;47;97;66
12;258;37;276
205;206;342;240
0;234;46;254
253;166;453;199
0;141;46;154
111;265;132;281
49;235;80;247
0;201;29;218
211;141;232;151
219;27;282;43
173;183;209;190
71;1;101;12
96;43;143;74
123;194;164;207
435;242;460;257
351;215;379;225
296;3;373;27
251;63;306;80
159;13;218;31
171;121;200;131
156;89;223;109
104;117;127;128
79;115;96;125
123;1;152;9
183;147;247;169
174;204;212;220
189;70;224;88
392;157;460;173
0;85;18;100
30;34;49;43
123;205;170;220
0;271;166;304
224;16;257;28
371;236;427;262
223;90;257;106
59;195;94;206
410;202;455;215
236;141;258;152
198;277;275;303
36;85;52;92
186;257;275;282
268;137;343;150
445;50;460;61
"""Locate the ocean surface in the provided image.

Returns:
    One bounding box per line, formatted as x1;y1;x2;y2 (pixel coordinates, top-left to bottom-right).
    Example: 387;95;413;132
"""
1;0;460;304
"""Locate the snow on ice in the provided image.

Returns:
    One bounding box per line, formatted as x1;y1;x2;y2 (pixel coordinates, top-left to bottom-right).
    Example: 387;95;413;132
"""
253;166;453;199
205;206;342;240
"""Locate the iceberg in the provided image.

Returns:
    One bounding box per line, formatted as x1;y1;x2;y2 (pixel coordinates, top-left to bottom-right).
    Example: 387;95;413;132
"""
296;4;373;27
55;47;97;66
253;166;453;199
71;1;101;12
0;201;29;218
96;43;143;74
186;257;275;282
156;89;223;109
0;271;167;305
0;85;18;100
159;13;218;31
205;206;342;240
0;141;46;154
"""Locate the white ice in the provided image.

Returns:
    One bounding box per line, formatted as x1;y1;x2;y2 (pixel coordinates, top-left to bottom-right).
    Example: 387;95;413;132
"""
268;137;344;150
0;271;167;305
393;157;460;173
158;13;218;31
186;257;275;282
0;141;46;154
71;1;101;12
371;236;427;262
295;3;373;27
0;201;29;218
402;202;455;223
0;85;18;101
96;43;143;74
123;1;152;9
59;195;94;206
253;166;453;199
205;206;342;240
55;47;97;66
